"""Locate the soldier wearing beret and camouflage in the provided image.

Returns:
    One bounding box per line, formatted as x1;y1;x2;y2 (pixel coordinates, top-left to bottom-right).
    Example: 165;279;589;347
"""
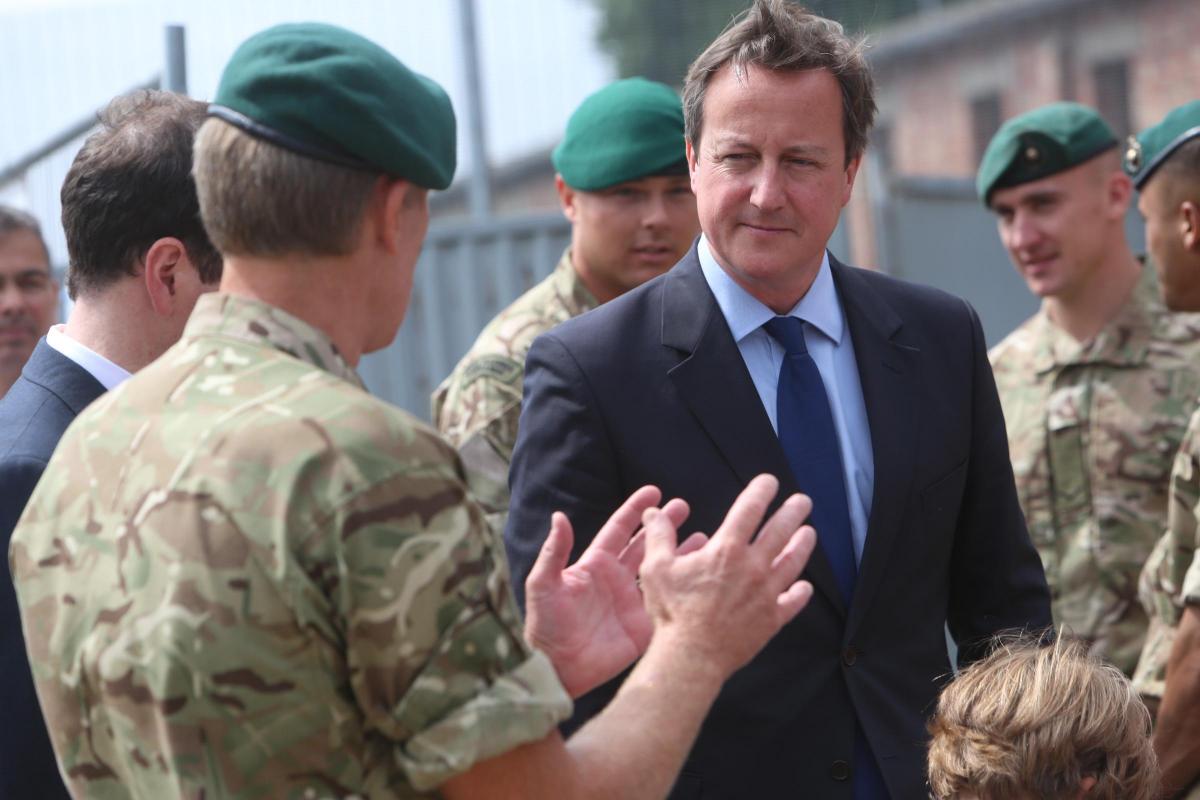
1126;100;1200;800
433;78;699;535
980;102;1200;676
8;22;821;800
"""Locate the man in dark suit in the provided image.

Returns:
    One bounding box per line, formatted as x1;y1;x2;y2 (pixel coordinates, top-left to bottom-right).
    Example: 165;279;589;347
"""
0;89;222;800
504;2;1052;798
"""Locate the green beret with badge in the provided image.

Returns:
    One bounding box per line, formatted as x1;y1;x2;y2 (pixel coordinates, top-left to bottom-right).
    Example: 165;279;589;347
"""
552;77;688;191
1124;100;1200;190
209;22;456;190
977;102;1118;205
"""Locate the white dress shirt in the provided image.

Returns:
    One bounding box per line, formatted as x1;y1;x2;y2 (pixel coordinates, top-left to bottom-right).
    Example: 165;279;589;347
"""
46;324;131;391
697;235;875;563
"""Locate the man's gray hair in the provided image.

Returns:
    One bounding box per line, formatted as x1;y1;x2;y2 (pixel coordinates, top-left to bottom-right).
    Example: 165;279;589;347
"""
682;0;877;165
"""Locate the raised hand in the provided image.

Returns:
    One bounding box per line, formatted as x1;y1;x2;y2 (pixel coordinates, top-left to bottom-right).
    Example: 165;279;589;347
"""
639;474;817;677
523;486;703;698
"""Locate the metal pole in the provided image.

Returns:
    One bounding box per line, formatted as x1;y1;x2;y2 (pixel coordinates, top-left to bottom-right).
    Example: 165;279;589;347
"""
457;0;492;219
164;24;188;95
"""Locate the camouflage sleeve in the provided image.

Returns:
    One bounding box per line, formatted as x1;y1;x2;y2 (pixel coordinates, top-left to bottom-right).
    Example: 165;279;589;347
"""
335;428;569;792
433;355;525;529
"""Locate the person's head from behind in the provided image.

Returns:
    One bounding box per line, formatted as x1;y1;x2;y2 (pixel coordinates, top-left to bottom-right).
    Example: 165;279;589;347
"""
552;77;699;303
927;636;1157;800
679;0;875;311
193;22;456;360
61;89;221;366
1126;101;1200;311
0;206;55;389
979;103;1131;304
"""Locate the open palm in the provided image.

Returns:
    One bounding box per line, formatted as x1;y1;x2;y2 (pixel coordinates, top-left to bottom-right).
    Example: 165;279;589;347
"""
523;488;697;698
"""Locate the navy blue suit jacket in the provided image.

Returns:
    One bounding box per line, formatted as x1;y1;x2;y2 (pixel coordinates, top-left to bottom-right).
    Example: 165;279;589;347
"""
504;249;1052;800
1;338;104;800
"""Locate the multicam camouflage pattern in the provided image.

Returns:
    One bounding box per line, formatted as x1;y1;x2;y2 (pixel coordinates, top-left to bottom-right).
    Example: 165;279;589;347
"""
432;249;598;534
9;293;571;799
1133;405;1200;700
990;263;1200;675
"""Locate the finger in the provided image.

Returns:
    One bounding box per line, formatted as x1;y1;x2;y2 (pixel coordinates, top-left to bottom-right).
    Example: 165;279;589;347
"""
617;529;646;572
712;474;779;546
642;506;680;567
775;580;815;625
768;527;817;595
592;486;663;556
676;531;708;556
661;498;690;529
618;498;693;571
525;512;572;595
752;493;812;562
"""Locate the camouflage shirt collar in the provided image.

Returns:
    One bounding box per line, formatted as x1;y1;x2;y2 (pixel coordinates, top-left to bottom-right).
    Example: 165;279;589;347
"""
184;293;364;388
1031;260;1158;373
554;249;601;317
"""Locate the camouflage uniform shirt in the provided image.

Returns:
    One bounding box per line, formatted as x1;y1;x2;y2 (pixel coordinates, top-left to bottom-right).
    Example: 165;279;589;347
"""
1133;408;1200;799
1133;403;1200;699
990;263;1200;674
9;293;571;800
432;249;598;534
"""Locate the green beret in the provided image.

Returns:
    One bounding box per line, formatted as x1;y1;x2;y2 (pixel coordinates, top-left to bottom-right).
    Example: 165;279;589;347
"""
552;78;688;191
977;102;1117;205
1125;100;1200;190
211;22;456;190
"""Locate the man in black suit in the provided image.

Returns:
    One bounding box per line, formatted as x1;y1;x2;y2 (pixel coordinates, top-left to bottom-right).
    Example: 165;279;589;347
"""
504;2;1052;798
0;89;222;800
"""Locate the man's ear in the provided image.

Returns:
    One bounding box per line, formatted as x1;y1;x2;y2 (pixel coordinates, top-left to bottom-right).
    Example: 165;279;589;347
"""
1106;171;1134;219
555;174;578;224
685;138;700;195
1182;200;1200;253
143;237;190;317
374;176;412;255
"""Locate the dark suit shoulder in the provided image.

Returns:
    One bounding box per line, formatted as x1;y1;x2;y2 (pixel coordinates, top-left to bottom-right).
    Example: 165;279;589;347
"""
837;261;971;317
0;378;78;464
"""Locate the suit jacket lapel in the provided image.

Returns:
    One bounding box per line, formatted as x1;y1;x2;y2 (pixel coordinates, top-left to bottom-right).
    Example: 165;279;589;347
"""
831;260;921;638
662;248;848;617
21;338;107;414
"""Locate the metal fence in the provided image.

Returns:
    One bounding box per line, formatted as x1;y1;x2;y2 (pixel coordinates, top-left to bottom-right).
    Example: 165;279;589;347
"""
358;214;572;418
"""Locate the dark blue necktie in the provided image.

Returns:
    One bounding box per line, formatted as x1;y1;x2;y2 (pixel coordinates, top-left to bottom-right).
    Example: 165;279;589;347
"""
764;315;856;601
764;316;890;800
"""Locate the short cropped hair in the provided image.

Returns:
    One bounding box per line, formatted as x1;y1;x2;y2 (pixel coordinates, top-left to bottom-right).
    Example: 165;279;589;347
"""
1157;137;1200;196
60;90;221;300
927;636;1158;800
193;118;380;258
682;0;876;165
0;205;50;264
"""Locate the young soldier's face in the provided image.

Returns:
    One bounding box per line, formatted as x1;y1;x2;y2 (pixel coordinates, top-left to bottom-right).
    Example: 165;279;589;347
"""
560;174;698;303
990;158;1123;302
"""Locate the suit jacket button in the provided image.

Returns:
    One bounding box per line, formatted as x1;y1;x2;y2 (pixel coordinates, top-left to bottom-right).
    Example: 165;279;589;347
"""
830;760;851;781
842;646;858;667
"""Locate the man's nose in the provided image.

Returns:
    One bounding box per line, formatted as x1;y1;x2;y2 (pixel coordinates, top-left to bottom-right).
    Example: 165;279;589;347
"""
749;164;785;211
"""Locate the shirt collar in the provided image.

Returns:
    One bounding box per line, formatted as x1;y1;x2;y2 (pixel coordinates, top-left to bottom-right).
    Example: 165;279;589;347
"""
46;324;131;391
697;234;844;345
183;293;363;388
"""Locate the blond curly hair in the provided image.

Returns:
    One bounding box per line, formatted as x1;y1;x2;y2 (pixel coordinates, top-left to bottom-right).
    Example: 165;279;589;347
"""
927;635;1158;800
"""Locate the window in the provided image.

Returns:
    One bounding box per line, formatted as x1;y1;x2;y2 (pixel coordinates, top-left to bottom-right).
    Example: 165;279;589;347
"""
1093;59;1132;139
971;93;1003;166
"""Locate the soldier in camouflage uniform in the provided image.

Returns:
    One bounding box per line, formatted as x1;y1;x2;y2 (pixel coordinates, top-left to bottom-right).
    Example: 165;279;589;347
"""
1126;100;1200;800
9;23;820;800
433;78;699;531
980;103;1200;676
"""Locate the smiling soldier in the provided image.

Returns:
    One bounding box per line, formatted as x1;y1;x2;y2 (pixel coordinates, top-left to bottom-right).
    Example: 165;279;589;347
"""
433;77;699;535
982;102;1200;677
